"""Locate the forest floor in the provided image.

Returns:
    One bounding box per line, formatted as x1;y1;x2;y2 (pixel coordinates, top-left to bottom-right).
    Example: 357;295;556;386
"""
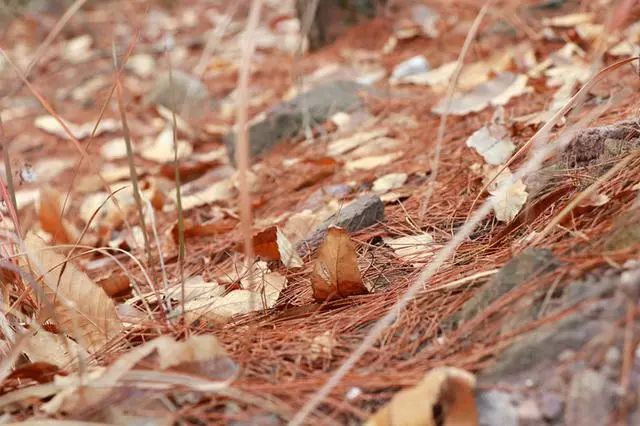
1;0;640;425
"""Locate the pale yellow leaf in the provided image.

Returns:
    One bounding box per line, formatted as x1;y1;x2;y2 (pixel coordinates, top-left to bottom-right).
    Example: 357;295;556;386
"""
345;152;402;172
365;367;478;426
140;126;193;163
384;233;435;266
489;178;528;222
22;233;123;353
372;172;408;193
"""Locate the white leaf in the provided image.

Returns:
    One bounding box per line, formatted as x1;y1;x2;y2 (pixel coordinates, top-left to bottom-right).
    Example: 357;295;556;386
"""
489;179;528;222
466;126;515;165
372;172;408;193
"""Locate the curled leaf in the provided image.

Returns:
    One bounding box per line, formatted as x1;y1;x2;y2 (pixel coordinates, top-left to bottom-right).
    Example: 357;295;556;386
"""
21;233;123;353
311;226;368;301
365;367;478;426
250;226;303;268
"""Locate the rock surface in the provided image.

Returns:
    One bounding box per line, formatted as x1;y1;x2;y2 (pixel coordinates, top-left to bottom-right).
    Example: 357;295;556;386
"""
475;267;640;425
444;248;559;331
145;70;210;119
296;0;382;50
225;80;366;163
297;194;384;256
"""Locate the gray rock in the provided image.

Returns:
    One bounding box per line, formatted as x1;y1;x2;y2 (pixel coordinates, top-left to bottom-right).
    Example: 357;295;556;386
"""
225;80;366;163
517;399;542;426
480;272;625;381
539;392;564;421
296;0;382;50
476;390;518;426
604;210;640;251
565;369;615;426
297;194;384;255
562;119;640;169
145;70;210;119
444;248;559;330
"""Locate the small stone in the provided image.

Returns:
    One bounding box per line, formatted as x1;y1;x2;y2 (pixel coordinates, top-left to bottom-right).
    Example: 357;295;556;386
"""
565;368;614;426
297;194;384;255
444;248;559;330
145;70;210;119
296;0;381;50
225;80;366;162
539;392;564;420
390;55;430;82
517;399;542;425
476;390;518;426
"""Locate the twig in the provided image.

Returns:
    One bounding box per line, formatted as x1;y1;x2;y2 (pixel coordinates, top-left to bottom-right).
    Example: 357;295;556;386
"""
419;1;492;217
234;0;264;289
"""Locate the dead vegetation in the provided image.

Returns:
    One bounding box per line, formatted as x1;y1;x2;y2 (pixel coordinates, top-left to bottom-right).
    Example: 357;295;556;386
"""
1;0;640;424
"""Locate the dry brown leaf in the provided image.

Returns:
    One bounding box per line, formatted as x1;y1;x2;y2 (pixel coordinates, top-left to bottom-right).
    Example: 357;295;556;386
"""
42;334;235;415
384;233;435;267
542;12;594;27
345;152;402;172
22;233;123;353
372;172;408;193
365;367;478;426
96;272;131;298
35;115;119;140
23;327;87;368
183;271;286;323
311;226;368;301
140;125;193;163
328;129;389;157
250;226;303;268
433;72;529;116
38;186;79;245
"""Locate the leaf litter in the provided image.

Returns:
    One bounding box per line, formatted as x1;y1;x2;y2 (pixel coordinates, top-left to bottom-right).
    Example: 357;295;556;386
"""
3;0;640;423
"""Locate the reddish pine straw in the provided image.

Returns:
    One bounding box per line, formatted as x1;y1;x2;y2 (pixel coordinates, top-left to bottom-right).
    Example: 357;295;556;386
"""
2;0;640;423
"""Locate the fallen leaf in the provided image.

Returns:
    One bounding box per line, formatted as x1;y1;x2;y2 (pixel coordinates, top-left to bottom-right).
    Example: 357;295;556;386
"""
402;50;513;91
384;233;435;267
466;124;515;165
21;233;123;352
35;115;119;140
6;362;61;384
311;226;368;301
42;334;235;415
309;331;336;361
365;367;478;426
96;272;131;297
33;158;75;182
542;12;594;27
577;192;610;207
62;34;93;64
328;128;388;157
433;73;530;116
372;172;408;193
23;327;87;368
283;206;339;244
489;178;528;222
250;226;304;268
140;125;193;163
100;138;128;160
38;186;79;245
345;152;402;172
178;178;235;210
184;271;286;323
127;53;156;78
